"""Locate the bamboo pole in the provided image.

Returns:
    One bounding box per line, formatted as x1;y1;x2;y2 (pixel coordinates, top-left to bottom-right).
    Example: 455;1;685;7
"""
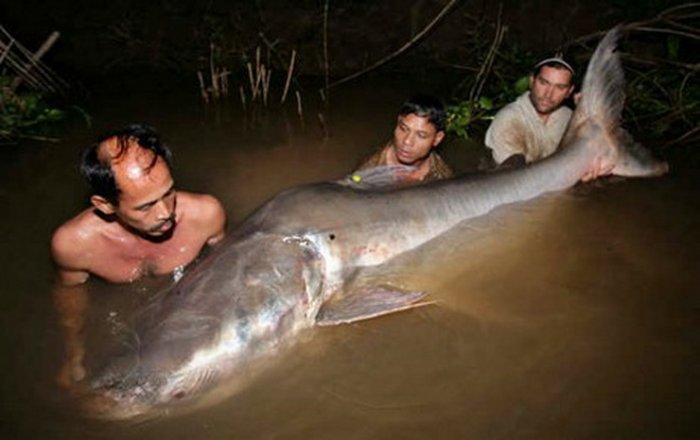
0;38;14;66
11;31;60;92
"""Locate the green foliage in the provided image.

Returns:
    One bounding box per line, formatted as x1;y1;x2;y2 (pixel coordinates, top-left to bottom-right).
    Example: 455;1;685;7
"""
446;96;494;139
0;75;66;144
446;74;530;140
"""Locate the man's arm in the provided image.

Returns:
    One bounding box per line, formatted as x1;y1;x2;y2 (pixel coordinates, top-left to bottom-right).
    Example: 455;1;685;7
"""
50;226;91;388
52;281;89;388
484;109;529;166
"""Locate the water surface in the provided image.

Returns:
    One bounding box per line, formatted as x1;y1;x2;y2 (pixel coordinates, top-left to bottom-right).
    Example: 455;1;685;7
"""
0;82;697;439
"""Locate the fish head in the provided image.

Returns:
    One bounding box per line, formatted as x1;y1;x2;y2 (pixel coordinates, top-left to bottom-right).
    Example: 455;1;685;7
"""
75;233;325;420
80;360;221;420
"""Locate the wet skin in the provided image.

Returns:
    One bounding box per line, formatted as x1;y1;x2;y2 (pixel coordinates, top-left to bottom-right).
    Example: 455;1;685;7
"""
50;137;226;388
383;113;445;180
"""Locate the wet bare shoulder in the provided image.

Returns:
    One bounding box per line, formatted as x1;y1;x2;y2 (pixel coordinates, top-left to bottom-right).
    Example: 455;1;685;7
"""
50;209;103;274
178;192;227;244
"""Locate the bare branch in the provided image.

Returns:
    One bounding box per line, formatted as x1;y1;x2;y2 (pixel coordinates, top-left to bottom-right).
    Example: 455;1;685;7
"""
327;0;462;89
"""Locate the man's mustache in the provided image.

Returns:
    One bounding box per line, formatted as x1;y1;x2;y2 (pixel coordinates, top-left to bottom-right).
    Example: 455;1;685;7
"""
150;215;176;232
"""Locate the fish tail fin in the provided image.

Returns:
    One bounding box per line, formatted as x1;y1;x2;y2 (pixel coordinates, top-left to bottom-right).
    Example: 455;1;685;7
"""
565;26;669;177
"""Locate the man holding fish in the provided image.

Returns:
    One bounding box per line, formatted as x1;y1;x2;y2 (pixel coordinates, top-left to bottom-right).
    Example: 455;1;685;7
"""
50;123;227;387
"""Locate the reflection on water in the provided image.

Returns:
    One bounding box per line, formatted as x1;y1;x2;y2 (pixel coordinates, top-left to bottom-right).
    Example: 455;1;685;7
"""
0;83;698;439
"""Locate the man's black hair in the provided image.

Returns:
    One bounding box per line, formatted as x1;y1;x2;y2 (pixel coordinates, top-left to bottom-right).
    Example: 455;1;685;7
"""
80;123;173;205
398;94;447;133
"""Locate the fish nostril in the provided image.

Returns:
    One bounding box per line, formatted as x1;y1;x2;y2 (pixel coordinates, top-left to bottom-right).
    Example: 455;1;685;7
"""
173;390;186;399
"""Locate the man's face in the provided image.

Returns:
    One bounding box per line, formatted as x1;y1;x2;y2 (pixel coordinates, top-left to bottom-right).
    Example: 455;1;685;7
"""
529;65;574;116
111;151;177;238
391;113;445;166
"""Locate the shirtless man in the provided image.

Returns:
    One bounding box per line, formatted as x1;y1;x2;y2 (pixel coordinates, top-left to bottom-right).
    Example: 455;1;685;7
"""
51;123;226;387
485;57;576;168
355;94;453;183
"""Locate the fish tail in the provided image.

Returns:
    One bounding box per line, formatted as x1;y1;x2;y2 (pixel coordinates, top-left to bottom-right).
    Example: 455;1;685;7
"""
566;26;668;177
576;26;626;132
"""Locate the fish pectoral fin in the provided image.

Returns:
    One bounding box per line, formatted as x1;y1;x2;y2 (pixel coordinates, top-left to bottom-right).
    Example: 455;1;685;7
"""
315;287;433;326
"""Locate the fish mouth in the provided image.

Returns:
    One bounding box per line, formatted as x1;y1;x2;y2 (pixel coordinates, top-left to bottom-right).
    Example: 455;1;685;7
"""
63;384;136;421
74;387;163;421
76;367;221;420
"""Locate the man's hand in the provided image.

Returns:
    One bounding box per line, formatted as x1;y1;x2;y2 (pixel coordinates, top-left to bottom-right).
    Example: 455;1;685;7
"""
499;153;527;170
573;92;582;105
581;156;614;182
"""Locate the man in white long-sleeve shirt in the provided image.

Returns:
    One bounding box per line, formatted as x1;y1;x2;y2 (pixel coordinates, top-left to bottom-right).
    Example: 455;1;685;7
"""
485;57;576;168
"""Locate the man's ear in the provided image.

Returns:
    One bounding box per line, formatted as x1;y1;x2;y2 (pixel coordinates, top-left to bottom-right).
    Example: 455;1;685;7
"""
90;195;116;215
432;130;446;147
529;74;535;88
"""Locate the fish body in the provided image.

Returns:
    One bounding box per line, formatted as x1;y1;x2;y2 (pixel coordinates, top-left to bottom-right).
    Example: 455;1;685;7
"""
84;27;667;419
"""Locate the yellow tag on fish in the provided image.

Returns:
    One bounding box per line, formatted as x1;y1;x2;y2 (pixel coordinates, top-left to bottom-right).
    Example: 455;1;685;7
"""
351;174;362;183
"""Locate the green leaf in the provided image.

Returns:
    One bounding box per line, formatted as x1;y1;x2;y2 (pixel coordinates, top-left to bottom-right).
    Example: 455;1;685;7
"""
478;96;493;110
514;76;529;95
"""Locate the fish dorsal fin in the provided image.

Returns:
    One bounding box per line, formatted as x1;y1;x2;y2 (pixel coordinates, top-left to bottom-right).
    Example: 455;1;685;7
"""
338;165;417;190
315;286;432;326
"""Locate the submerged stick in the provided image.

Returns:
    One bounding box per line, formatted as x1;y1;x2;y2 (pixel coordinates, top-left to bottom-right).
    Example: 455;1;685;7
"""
295;90;304;126
281;49;296;104
247;62;258;101
220;69;230;96
262;67;272;107
197;70;209;103
239;86;247;110
209;42;219;99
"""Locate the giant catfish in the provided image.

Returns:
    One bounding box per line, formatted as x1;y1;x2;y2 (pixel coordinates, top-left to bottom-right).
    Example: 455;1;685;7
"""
80;27;668;419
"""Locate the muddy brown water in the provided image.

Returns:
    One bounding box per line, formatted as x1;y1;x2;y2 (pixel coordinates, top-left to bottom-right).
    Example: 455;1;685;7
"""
0;82;698;439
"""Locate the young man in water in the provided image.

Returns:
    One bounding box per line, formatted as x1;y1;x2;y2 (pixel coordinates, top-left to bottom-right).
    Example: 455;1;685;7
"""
355;94;453;183
485;56;576;168
51;123;226;387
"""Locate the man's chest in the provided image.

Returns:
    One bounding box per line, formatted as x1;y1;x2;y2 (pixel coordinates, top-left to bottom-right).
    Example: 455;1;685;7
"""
89;233;207;283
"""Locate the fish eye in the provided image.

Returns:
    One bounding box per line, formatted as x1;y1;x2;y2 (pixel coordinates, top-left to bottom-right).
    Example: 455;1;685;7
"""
173;390;186;399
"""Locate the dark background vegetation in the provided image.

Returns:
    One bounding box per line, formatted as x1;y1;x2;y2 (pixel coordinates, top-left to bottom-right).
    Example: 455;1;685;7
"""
4;0;686;78
1;0;697;149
